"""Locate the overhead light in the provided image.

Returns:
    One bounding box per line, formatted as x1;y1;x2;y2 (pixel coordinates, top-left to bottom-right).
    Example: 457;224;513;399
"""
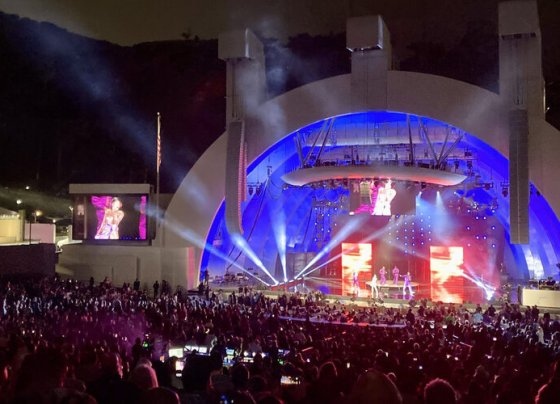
16;199;22;205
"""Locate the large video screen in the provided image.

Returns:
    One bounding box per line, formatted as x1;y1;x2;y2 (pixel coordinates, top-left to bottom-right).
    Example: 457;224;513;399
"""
341;243;372;296
430;246;464;303
73;195;148;241
349;179;415;216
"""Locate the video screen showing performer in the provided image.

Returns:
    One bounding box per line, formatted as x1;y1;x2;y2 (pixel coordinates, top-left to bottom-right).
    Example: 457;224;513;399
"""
349;179;415;216
373;179;397;216
94;197;124;239
88;195;147;241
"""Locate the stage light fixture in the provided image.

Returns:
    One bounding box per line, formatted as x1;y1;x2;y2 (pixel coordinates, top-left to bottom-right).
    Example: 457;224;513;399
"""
502;187;508;197
248;186;254;196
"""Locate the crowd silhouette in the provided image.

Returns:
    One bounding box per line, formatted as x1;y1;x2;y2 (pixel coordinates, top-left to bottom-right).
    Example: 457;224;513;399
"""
0;276;559;403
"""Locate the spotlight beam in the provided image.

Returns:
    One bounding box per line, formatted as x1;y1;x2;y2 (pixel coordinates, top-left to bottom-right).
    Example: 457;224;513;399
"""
299;217;395;279
270;209;288;283
461;265;497;299
293;215;368;280
230;234;278;285
298;208;422;279
161;212;272;286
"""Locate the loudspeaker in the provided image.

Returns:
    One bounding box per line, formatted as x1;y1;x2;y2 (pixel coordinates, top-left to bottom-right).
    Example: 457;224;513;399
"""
509;109;529;244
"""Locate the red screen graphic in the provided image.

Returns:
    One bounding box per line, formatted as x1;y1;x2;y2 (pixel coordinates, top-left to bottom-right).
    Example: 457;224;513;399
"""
341;243;372;296
430;246;465;303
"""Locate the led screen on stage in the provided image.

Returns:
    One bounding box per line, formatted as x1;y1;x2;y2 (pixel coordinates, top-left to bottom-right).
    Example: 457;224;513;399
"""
349;179;415;216
73;195;148;241
341;243;372;295
430;246;464;303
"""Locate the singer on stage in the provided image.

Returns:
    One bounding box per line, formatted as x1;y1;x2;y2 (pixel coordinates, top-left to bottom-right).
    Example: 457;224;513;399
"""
370;273;379;299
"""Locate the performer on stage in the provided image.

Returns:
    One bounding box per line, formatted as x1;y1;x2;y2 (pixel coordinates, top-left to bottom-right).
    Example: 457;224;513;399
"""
379;266;387;285
352;271;359;296
392;265;400;285
370;273;379;299
402;271;413;297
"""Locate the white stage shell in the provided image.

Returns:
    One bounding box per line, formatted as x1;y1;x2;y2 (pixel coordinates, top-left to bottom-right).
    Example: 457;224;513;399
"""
163;71;560;286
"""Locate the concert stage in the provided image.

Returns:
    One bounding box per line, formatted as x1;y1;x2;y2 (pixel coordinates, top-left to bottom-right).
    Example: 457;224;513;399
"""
208;279;516;312
210;280;417;307
211;272;502;305
270;277;421;300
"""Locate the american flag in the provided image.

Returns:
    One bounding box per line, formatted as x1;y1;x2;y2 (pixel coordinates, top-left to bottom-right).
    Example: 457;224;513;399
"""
156;112;162;173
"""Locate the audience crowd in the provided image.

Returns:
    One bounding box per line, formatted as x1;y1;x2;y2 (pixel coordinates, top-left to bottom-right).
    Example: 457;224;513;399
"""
0;276;559;403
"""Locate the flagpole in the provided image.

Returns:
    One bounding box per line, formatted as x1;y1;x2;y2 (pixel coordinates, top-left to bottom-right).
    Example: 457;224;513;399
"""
156;112;161;244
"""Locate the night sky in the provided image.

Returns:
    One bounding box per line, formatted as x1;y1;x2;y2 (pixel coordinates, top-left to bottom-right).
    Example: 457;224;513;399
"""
0;0;519;53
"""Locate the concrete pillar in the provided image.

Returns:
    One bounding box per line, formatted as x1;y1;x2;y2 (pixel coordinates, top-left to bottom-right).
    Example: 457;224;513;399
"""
219;29;266;237
347;15;392;112
499;1;544;244
218;29;267;125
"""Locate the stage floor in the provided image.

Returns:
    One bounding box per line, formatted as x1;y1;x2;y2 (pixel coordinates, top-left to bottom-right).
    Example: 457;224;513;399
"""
210;278;560;311
290;276;421;299
212;277;421;300
211;276;498;304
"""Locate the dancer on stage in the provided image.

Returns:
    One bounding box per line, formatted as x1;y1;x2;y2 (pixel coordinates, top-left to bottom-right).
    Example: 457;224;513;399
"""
402;271;413;297
352;271;359;296
379;266;387;285
392;265;400;285
370;273;379;299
